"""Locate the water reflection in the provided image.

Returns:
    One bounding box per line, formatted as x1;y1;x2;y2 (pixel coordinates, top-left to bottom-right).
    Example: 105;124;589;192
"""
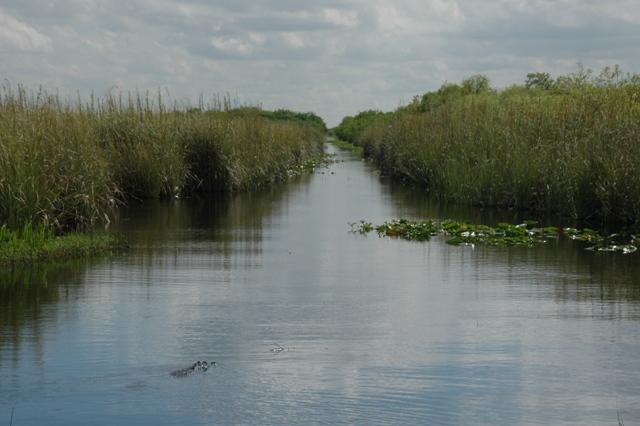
0;146;639;425
383;179;640;306
0;262;95;364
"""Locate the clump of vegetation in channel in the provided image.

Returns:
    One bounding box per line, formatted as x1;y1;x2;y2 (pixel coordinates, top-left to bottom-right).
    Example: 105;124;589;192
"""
563;227;638;254
337;66;640;228
0;224;125;265
286;153;336;177
442;220;560;247
351;219;638;253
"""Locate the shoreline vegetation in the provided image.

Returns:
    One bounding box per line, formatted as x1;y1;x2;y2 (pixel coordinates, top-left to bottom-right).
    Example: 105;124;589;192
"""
0;86;326;264
334;66;640;229
327;136;364;155
0;224;125;265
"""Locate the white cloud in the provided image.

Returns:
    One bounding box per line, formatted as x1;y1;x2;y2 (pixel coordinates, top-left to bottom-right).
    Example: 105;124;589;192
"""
0;0;639;125
0;8;51;52
210;37;254;56
373;0;464;36
321;8;358;28
281;32;305;48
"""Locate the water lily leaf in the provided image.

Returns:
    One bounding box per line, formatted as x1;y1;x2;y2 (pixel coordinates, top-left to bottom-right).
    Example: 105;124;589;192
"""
351;219;638;254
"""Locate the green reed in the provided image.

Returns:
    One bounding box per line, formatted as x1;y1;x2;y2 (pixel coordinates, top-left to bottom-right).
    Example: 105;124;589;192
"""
354;71;640;226
0;86;324;233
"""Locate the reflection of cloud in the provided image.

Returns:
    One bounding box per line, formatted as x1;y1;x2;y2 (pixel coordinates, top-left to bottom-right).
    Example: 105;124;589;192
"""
1;1;640;125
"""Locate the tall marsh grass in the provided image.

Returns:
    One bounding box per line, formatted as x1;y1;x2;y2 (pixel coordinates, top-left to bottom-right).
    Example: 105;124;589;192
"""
0;87;323;232
353;69;640;226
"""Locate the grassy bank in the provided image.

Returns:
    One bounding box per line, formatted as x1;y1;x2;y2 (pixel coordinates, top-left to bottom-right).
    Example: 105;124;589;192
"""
0;87;324;232
0;87;325;262
328;137;364;154
337;67;640;226
0;224;124;265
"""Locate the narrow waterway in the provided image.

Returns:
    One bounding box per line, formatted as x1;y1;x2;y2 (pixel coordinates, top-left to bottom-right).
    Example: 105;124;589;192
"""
1;145;640;425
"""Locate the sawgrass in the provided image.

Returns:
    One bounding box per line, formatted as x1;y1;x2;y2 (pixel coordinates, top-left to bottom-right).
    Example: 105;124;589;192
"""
349;68;640;226
0;87;324;232
0;86;323;263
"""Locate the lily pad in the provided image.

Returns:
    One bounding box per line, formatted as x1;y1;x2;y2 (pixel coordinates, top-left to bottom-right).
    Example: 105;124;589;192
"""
352;219;638;254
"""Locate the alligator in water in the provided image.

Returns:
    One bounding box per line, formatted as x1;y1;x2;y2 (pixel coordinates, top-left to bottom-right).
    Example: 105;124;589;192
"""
170;361;215;377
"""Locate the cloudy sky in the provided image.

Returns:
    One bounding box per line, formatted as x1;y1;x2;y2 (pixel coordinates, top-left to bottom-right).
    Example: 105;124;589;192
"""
1;0;639;125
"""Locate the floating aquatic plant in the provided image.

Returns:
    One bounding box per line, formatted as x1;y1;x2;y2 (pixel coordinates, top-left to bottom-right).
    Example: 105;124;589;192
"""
351;219;638;254
374;219;439;241
286;154;334;177
349;220;374;235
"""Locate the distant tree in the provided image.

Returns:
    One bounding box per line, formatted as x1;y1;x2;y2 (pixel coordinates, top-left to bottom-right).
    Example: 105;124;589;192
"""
462;75;491;94
417;83;464;112
334;110;390;143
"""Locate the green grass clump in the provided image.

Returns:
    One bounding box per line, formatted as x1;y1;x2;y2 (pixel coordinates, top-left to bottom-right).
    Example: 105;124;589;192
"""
0;92;115;230
0;224;124;265
181;112;322;192
343;66;640;227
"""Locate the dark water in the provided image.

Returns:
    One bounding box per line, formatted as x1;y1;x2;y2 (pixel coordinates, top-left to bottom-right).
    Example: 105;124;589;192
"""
2;145;640;425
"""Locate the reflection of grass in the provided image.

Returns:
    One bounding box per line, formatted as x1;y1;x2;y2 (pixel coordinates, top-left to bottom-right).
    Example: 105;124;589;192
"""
0;224;124;265
330;138;364;155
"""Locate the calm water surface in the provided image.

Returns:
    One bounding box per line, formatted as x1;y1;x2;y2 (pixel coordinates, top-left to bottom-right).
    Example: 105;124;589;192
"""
1;145;640;425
